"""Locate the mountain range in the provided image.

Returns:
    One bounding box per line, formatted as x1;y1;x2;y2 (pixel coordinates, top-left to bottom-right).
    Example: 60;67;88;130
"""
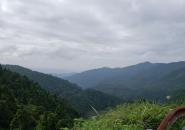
65;61;185;100
3;65;122;116
2;61;185;116
1;62;185;130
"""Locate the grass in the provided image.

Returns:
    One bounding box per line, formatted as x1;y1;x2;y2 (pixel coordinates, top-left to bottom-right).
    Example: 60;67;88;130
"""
72;101;185;130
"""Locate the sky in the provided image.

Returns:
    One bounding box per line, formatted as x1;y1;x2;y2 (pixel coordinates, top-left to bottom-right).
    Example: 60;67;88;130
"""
0;0;185;73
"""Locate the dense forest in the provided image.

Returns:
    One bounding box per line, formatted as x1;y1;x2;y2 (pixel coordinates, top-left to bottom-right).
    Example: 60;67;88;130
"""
3;65;122;116
0;65;79;130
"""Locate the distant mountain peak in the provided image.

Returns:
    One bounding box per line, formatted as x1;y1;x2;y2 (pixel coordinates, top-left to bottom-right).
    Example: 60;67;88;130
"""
138;61;152;65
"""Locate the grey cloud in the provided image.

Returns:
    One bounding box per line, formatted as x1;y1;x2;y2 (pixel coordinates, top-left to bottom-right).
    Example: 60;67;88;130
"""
0;0;185;71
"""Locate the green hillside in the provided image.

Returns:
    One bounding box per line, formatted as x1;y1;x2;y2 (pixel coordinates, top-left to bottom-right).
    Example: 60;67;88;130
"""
3;65;82;98
65;61;185;100
0;65;78;130
3;65;122;116
66;62;156;88
72;101;185;130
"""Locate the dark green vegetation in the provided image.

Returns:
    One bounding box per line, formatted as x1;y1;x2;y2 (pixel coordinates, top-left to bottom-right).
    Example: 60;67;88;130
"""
3;65;122;116
0;65;79;130
66;61;185;100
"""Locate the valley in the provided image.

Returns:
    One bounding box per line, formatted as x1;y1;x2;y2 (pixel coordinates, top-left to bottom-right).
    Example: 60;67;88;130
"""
1;61;185;130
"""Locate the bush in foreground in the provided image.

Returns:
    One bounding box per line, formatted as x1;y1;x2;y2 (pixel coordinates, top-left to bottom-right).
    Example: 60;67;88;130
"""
73;101;185;130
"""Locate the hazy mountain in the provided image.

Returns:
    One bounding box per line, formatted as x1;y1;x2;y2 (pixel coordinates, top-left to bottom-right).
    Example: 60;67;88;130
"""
65;62;156;88
65;61;185;100
52;72;76;78
3;65;122;116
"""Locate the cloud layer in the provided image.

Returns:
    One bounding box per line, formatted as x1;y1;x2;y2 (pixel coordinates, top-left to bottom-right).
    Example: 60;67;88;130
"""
0;0;185;72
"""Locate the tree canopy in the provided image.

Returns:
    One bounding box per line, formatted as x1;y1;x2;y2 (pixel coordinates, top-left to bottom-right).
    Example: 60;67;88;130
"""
0;66;79;130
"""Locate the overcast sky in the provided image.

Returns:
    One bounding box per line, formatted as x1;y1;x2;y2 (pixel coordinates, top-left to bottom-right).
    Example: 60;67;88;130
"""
0;0;185;72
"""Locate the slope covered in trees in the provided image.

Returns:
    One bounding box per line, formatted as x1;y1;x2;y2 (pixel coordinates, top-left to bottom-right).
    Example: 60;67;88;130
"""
3;65;82;98
66;62;156;88
0;65;79;130
3;65;122;116
65;61;185;100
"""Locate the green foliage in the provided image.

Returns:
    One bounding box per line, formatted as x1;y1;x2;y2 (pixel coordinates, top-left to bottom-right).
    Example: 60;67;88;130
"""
73;101;185;130
0;67;78;130
39;112;57;130
10;108;36;130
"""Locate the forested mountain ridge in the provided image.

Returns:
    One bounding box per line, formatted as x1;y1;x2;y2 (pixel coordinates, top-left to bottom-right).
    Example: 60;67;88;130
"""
0;65;78;130
65;61;185;100
3;65;82;98
65;62;158;88
3;65;122;116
